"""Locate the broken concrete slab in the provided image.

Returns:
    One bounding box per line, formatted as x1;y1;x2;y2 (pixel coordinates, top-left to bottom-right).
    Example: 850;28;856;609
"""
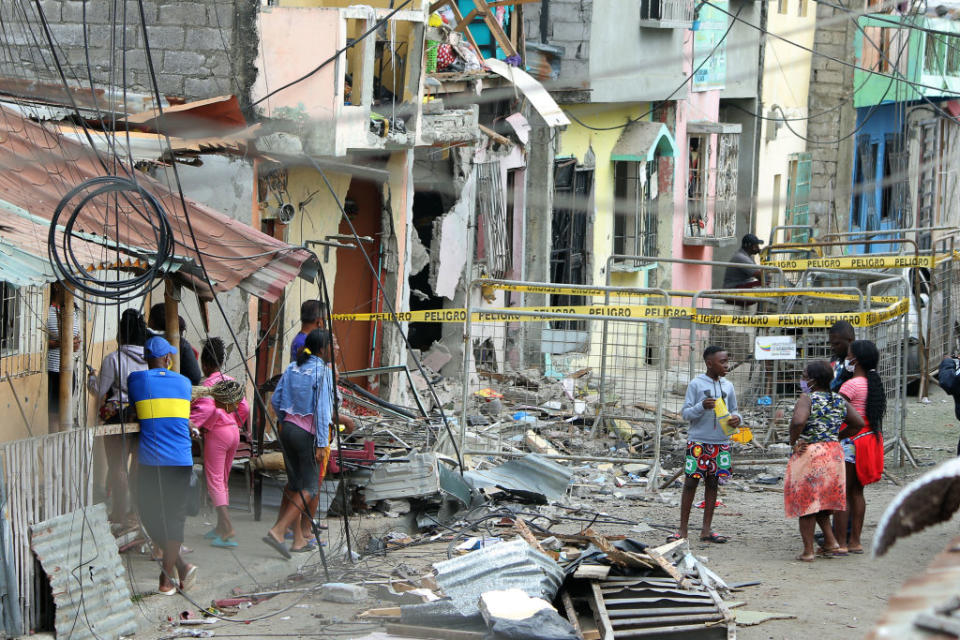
430;171;475;300
463;454;572;503
422;342;453;372
320;582;368;604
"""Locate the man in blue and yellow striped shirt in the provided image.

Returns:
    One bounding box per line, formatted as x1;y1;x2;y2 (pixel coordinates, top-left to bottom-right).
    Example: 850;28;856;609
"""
128;336;197;595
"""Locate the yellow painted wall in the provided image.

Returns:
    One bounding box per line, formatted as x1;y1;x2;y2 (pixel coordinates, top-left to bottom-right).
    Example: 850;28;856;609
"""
559;102;654;289
755;0;816;244
0;369;45;441
281;166;351;365
277;150;411;372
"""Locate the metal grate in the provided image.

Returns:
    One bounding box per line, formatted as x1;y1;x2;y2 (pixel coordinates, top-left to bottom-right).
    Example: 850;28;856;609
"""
0;284;44;378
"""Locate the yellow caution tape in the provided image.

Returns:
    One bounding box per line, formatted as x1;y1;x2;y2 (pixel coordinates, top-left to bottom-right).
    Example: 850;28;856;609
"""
332;297;909;328
761;255;941;270
481;282;900;304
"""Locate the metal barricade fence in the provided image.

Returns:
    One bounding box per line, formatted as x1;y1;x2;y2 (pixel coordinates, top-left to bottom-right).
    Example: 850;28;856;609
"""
457;280;670;479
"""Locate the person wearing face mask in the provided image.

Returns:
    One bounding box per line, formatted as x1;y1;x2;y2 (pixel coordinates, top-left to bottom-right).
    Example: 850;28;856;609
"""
831;340;886;555
828;321;855;391
784;361;864;562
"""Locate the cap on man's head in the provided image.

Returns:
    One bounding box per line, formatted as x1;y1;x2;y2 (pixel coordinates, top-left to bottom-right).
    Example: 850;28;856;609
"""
145;336;178;359
742;233;764;247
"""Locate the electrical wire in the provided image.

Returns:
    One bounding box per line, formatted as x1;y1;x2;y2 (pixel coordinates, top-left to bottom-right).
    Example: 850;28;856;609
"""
247;0;414;110
562;4;744;132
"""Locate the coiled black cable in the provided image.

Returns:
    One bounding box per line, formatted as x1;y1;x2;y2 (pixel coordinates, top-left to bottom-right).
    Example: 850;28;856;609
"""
48;175;174;303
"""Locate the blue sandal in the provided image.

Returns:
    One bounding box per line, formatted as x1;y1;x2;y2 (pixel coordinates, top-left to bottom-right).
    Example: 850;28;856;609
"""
211;535;238;548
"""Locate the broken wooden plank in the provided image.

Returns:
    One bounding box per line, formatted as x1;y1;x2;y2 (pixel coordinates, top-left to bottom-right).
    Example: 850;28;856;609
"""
357;606;401;619
478;123;512;147
514;518;546;554
386;623;486;640
560;589;583;636
590;581;615;640
525;429;561;456
646;541;694;590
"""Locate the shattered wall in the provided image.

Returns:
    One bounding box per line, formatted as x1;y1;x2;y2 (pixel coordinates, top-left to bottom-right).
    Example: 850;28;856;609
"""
0;0;257;103
147;156;256;379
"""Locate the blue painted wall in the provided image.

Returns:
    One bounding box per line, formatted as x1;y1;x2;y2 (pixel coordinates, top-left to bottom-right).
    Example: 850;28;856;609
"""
849;103;904;254
457;1;513;60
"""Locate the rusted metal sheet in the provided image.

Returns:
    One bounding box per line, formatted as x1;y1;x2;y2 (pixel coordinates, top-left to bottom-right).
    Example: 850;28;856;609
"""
0;106;314;302
30;503;136;640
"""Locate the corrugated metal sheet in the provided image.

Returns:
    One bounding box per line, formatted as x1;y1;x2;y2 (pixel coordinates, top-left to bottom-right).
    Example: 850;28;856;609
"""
1;429;95;634
0;105;315;302
0;199;130;287
433;539;564;615
364;453;441;502
463;454;573;502
29;503;136;640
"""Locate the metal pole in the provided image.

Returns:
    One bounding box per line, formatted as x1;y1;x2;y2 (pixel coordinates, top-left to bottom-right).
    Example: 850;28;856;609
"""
646;319;668;494
458;211;477;460
463;450;790;465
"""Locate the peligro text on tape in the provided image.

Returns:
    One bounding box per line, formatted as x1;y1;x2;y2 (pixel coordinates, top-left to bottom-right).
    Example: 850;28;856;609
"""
761;255;936;271
482;282;900;304
332;297;908;328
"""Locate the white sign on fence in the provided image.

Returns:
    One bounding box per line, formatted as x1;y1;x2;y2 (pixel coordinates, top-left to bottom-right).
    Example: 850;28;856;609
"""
755;335;796;360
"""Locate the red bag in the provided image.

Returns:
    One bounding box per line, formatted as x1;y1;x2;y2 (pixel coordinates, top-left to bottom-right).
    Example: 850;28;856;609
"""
852;430;883;485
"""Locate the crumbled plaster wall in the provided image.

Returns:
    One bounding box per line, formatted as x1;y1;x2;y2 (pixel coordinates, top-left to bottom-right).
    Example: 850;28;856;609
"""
0;0;258;103
146;156;255;377
429;171;476;300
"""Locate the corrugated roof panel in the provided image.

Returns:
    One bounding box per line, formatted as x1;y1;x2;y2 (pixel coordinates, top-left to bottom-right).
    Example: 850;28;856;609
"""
29;503;137;640
433;539;564;615
463;454;573;502
363;453;441;502
0;106;314;301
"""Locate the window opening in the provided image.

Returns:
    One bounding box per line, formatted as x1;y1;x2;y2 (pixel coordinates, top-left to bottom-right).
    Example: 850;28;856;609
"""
551;160;592;332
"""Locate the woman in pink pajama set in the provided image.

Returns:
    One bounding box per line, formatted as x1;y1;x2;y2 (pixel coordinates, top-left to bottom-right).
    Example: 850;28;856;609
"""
191;338;249;548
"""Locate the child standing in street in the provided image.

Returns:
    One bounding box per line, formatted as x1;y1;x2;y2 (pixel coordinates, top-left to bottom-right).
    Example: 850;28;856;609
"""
672;345;741;544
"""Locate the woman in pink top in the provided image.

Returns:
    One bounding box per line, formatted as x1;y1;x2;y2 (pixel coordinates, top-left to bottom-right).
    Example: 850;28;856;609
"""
191;338;249;547
833;340;885;554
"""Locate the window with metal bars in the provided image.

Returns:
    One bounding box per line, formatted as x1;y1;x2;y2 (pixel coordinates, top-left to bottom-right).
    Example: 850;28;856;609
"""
685;130;739;242
613;161;658;260
0;283;44;377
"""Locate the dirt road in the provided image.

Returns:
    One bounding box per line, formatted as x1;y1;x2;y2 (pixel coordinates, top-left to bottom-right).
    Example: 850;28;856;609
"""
134;385;960;640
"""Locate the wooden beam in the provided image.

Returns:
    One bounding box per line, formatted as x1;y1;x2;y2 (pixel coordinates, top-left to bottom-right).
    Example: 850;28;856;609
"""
473;0;518;57
479;123;513;147
57;284;75;432
164;277;181;373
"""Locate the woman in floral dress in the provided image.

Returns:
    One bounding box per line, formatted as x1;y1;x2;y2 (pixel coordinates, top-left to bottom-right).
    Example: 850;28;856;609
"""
784;360;864;562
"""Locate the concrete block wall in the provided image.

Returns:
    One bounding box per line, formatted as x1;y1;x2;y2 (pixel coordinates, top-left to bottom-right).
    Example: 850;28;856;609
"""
0;0;258;104
805;0;859;240
523;0;594;89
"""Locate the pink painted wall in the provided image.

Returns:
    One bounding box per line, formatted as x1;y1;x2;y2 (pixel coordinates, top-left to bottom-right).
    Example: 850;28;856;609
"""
669;31;722;296
252;8;341;120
